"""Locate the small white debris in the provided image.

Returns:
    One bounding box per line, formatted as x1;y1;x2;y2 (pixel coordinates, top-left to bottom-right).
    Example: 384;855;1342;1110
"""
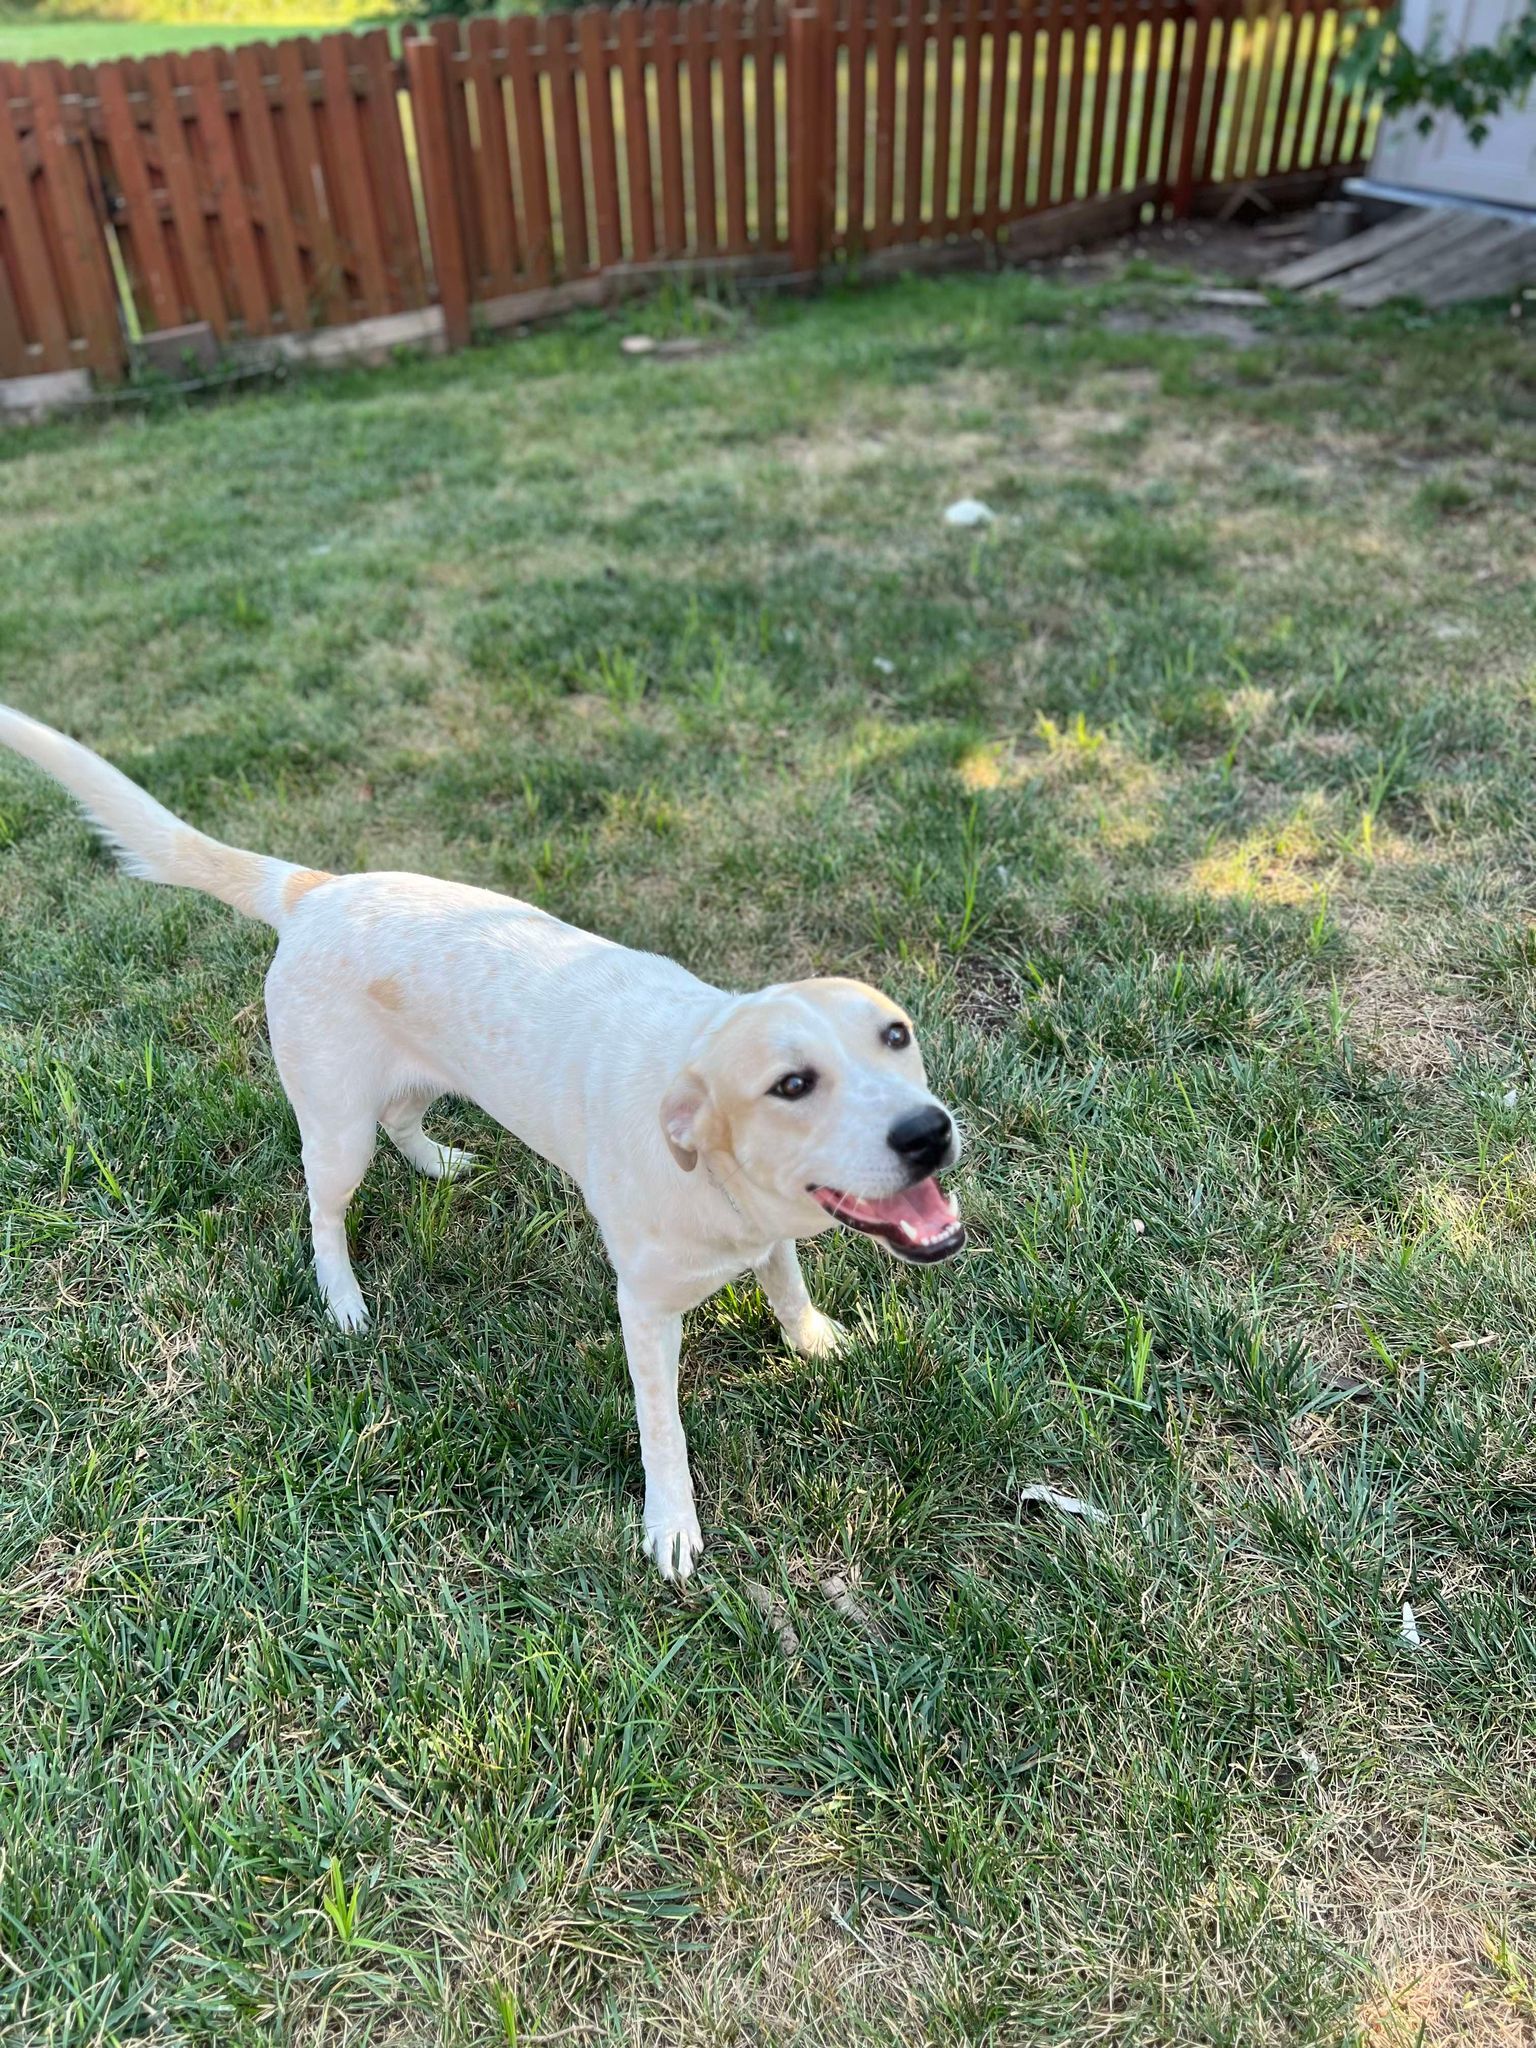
944;498;995;528
1400;1602;1421;1648
1130;1218;1146;1235
991;863;1012;887
819;1573;873;1632
1504;1087;1519;1108
1298;1745;1321;1776
872;657;896;676
620;333;658;355
1193;287;1269;309
1019;1483;1110;1524
744;1581;800;1658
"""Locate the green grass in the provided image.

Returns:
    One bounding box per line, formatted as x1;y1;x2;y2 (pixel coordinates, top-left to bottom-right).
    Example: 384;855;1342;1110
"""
3;266;1536;2046
0;17;328;59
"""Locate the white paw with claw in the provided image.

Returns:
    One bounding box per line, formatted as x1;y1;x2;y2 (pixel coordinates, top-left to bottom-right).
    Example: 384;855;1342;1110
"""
645;1508;705;1582
787;1308;850;1360
427;1144;477;1182
323;1283;370;1334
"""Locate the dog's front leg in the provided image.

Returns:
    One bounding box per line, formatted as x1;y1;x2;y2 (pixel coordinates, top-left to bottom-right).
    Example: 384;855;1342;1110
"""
755;1241;849;1360
617;1284;704;1581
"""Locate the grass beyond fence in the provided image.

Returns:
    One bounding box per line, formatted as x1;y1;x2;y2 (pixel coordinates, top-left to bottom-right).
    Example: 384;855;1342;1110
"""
0;0;1377;385
0;20;329;62
3;266;1535;2045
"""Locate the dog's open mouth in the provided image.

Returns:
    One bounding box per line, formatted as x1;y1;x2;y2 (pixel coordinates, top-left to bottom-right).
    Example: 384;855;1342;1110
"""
810;1178;965;1263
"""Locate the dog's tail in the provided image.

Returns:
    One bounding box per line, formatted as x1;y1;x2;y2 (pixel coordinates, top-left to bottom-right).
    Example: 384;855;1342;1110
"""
0;704;330;928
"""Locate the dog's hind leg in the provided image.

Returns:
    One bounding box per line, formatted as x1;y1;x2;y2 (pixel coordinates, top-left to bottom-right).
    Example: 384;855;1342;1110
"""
380;1092;477;1181
297;1111;377;1332
267;982;382;1333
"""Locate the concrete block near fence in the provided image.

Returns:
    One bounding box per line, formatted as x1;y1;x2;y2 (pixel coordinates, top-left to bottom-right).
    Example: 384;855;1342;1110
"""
133;322;219;381
0;370;93;422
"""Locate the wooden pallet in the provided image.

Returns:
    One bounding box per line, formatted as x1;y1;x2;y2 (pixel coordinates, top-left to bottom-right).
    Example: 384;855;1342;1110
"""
1270;205;1536;307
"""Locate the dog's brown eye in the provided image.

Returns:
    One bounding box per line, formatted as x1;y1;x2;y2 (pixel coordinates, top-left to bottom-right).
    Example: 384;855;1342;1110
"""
882;1022;911;1050
769;1071;816;1101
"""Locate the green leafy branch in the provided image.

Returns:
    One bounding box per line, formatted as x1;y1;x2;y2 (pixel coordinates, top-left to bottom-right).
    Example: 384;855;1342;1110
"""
1338;1;1536;144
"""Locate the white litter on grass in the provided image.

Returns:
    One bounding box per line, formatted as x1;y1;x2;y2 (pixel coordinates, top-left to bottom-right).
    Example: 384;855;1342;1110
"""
872;657;896;676
819;1573;874;1632
1504;1087;1519;1108
1193;287;1269;310
620;334;658;355
1298;1745;1321;1777
744;1581;800;1658
1130;1218;1146;1236
944;498;995;528
1019;1484;1110;1524
1400;1602;1422;1648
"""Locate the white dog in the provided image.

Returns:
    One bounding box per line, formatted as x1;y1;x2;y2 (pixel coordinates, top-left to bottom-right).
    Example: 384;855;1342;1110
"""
0;707;965;1578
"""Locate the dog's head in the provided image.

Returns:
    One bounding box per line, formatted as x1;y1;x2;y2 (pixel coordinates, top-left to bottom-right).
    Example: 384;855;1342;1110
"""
659;978;965;1262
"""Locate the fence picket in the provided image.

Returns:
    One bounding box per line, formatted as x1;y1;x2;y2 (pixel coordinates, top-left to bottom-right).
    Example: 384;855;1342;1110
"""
316;35;392;315
843;0;867;246
871;0;898;246
902;0;927;237
0;240;24;369
1086;0;1116;193
956;0;983;225
1010;0;1039;209
718;0;750;251
506;15;554;283
982;0;1010;226
579;10;623;269
1108;0;1137;188
753;0;780;246
26;61;122;375
358;28;427;305
96;62;180;332
1059;0;1090;201
1038;0;1064;205
271;39;348;325
404;33;468;343
617;7;656;261
1268;0;1307;171
0;68;74;367
233;43;312;331
651;4;688;256
686;3;719;252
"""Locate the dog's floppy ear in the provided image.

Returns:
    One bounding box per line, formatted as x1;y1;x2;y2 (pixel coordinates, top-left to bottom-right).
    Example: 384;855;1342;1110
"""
659;1067;717;1173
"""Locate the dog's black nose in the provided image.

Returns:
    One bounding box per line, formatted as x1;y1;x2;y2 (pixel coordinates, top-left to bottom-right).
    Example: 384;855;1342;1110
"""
887;1105;953;1174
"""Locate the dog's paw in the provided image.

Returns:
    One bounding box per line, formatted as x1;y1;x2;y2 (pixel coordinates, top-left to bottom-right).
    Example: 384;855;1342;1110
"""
322;1279;370;1333
427;1145;477;1182
787;1308;850;1360
644;1512;705;1583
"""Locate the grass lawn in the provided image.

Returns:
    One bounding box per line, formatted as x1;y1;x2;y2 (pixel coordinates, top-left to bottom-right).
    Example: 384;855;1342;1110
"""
0;18;327;60
3;264;1536;2045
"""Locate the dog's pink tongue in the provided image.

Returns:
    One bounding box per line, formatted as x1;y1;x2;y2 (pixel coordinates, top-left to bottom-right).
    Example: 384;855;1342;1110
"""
857;1179;957;1230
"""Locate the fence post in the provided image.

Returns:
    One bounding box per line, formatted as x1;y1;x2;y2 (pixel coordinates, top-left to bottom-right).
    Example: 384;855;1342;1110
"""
787;7;825;280
1169;0;1218;217
404;33;472;351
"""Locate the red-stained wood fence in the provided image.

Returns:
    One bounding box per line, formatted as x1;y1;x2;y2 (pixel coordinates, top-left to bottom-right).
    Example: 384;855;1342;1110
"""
0;0;1378;387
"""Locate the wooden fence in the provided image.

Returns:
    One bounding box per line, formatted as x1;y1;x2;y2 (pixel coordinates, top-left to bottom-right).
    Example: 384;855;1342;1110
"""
0;0;1377;386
